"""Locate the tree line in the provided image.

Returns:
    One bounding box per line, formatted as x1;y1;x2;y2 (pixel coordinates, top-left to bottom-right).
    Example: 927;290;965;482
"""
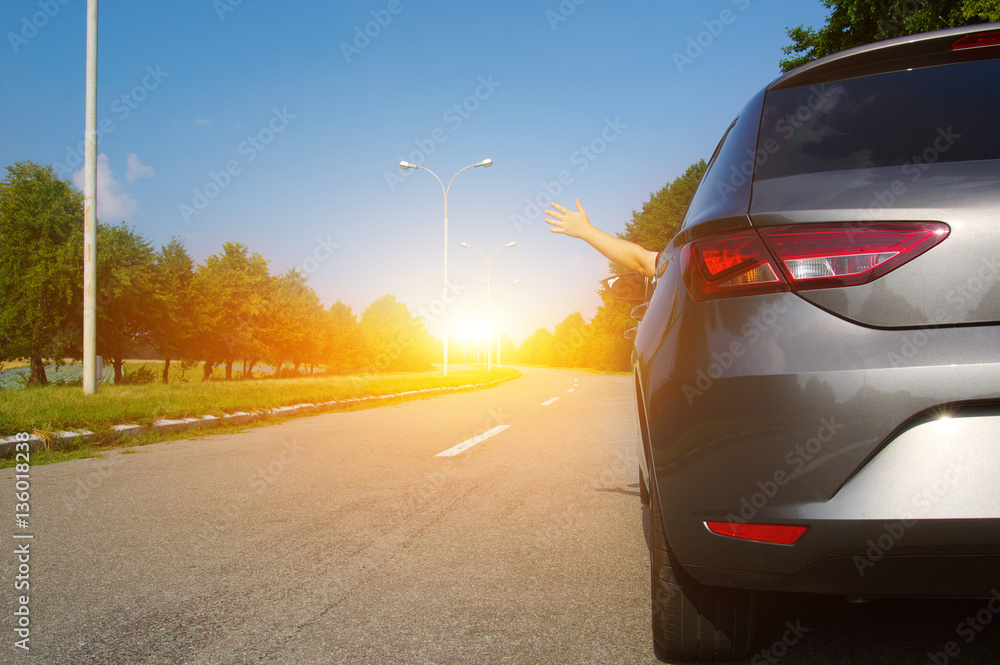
0;161;438;387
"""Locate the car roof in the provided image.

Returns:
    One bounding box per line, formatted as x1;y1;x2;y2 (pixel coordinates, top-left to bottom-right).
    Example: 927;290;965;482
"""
769;21;1000;91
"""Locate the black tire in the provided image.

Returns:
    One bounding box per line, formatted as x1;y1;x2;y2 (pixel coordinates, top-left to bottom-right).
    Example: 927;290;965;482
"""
649;478;755;661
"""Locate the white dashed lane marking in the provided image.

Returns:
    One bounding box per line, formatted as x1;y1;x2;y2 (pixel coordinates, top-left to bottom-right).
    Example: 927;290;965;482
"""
541;397;559;406
435;425;510;457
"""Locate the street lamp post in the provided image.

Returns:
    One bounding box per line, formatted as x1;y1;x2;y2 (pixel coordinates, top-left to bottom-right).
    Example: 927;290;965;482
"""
399;158;492;376
82;0;99;395
496;279;519;369
460;242;515;371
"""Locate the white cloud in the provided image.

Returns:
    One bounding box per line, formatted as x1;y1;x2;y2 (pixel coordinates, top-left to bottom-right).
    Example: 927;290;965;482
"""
73;153;137;222
195;117;212;126
126;152;155;183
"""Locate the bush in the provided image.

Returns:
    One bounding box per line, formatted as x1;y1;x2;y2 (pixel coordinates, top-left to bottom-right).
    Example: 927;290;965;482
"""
119;365;157;385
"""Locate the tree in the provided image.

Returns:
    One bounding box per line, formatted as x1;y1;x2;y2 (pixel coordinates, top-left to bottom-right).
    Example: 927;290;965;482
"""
780;0;1000;72
192;241;272;379
0;161;83;386
358;295;435;372
581;291;633;371
619;160;707;258
95;223;157;383
497;331;517;368
262;269;325;376
516;327;556;366
150;237;197;383
552;312;589;368
324;300;363;374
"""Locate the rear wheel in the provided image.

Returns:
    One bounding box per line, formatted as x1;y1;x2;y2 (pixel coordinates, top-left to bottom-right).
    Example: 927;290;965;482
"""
649;477;755;661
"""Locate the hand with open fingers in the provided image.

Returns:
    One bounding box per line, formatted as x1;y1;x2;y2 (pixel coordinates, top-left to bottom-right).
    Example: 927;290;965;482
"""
545;199;593;239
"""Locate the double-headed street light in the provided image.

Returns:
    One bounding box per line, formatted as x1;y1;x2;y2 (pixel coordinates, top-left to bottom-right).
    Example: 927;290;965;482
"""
399;158;492;376
460;241;515;371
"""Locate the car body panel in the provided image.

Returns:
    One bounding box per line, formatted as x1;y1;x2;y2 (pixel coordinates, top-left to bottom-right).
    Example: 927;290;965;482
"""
633;22;1000;599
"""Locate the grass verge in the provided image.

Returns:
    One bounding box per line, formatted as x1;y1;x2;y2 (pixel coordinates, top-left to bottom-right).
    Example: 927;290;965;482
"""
1;368;520;463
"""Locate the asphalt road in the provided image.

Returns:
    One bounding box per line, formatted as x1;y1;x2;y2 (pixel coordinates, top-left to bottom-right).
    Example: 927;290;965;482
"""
3;366;999;664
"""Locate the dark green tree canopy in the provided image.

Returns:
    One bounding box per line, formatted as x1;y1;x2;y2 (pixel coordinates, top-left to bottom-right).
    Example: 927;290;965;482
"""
0;161;83;385
780;0;1000;72
618;160;707;267
95;222;157;382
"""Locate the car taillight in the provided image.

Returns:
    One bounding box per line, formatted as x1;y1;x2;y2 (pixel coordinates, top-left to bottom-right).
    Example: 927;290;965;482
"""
758;222;949;289
705;521;808;545
681;230;789;301
681;222;949;300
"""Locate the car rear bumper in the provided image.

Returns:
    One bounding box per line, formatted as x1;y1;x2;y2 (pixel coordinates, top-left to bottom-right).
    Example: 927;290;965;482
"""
687;550;1000;597
639;289;1000;595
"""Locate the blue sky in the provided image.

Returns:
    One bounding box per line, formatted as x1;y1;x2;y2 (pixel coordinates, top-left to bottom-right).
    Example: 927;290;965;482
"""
1;0;829;345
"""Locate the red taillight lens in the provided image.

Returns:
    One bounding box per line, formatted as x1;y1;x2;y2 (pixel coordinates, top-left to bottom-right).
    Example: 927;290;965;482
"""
681;230;789;301
952;30;1000;50
758;222;950;289
705;521;808;545
682;222;949;300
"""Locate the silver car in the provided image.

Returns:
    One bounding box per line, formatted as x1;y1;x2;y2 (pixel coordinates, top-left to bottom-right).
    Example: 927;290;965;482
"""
625;22;1000;661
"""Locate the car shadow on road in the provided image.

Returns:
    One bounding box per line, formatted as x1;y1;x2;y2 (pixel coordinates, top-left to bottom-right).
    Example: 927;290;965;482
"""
595;484;642;498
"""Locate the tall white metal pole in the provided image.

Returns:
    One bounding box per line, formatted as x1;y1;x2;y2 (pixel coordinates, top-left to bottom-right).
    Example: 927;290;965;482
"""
82;0;98;395
399;159;491;376
442;191;449;376
485;259;492;371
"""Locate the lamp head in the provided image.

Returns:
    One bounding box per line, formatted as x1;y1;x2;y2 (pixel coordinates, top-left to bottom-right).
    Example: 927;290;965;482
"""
399;161;416;170
475;159;493;168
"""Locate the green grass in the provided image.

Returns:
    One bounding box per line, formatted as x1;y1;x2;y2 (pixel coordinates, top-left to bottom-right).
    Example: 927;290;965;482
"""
0;368;520;438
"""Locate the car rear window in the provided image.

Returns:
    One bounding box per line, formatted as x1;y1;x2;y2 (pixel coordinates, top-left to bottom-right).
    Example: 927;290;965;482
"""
754;58;1000;181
